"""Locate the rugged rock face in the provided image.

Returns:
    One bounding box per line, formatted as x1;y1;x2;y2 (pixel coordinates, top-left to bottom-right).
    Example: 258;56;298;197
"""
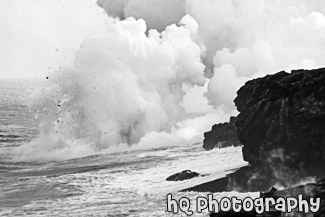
231;68;325;191
166;170;199;181
203;117;241;150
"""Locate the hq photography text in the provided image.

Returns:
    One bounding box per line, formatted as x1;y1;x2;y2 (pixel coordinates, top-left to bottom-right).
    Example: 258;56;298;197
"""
166;193;321;215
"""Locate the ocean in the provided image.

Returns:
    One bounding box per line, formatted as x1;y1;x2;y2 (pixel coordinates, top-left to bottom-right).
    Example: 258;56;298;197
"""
0;79;255;217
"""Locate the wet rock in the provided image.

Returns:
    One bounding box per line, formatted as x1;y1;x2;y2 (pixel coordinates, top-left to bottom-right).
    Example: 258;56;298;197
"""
166;170;199;181
260;178;325;200
203;116;241;150
230;68;325;191
211;179;325;217
260;178;325;217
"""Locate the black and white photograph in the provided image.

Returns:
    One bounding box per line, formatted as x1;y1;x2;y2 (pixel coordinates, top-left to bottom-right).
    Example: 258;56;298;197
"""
0;0;325;216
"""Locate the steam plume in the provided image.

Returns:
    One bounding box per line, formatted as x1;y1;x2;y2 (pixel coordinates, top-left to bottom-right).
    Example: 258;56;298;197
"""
12;0;325;161
98;0;325;110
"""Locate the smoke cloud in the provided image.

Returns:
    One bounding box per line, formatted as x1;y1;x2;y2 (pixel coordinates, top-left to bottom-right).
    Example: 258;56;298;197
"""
98;0;325;110
97;0;186;31
12;0;325;161
15;16;211;161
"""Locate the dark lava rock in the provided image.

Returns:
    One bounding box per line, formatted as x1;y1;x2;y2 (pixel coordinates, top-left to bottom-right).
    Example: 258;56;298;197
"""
260;178;325;201
210;210;282;217
210;210;258;217
211;178;325;217
260;178;325;217
166;170;199;181
181;177;228;192
203;116;241;150
230;68;325;191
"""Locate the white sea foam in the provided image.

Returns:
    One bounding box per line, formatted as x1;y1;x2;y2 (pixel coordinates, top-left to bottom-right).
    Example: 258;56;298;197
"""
1;144;251;216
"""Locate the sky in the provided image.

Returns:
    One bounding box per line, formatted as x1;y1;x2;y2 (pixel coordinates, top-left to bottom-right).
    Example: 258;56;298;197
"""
0;0;107;78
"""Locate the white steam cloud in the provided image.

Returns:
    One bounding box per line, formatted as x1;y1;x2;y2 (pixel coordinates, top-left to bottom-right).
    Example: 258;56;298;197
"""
98;0;325;109
15;16;214;161
12;0;325;161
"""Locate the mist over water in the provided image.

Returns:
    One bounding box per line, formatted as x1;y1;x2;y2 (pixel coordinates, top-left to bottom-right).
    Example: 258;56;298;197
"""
9;0;325;161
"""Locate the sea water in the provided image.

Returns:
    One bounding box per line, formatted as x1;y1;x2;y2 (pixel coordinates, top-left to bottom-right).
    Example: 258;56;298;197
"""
0;79;255;217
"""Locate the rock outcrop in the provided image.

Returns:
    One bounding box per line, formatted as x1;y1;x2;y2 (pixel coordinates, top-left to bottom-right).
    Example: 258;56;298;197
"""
230;68;325;191
166;170;199;181
203;117;241;150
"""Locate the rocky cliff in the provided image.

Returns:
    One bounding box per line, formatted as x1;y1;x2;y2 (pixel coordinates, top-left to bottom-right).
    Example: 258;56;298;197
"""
203;116;241;150
230;68;325;191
